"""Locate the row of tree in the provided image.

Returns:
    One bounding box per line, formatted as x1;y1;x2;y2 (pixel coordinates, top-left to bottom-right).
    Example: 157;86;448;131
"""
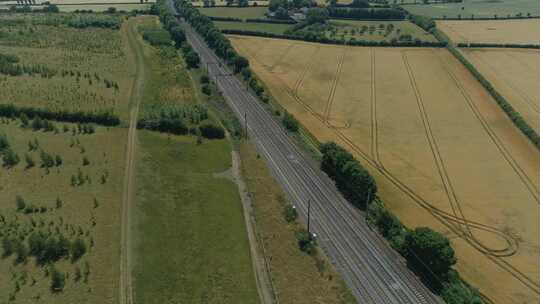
327;7;407;20
0;104;120;126
2;232;87;266
457;42;540;49
0;53;57;78
448;47;540;150
173;0;254;75
320;142;377;209
66;15;122;29
221;29;446;47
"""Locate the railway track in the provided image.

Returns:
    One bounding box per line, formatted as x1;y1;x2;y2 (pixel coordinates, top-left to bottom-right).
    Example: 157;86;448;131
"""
169;4;443;302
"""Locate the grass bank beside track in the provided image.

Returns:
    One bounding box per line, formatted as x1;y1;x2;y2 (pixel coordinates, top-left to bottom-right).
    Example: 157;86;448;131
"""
238;141;356;304
130;15;260;304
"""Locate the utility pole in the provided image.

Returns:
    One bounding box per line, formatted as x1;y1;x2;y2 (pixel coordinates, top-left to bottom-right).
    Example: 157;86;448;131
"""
244;112;248;140
307;199;311;237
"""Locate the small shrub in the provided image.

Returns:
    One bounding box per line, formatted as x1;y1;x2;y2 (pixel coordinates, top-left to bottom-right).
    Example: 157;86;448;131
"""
284;205;298;223
296;229;316;254
199;123;225;139
50;267;65;293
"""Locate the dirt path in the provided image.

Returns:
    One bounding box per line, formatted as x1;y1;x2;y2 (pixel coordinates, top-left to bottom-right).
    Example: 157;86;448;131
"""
230;151;276;304
120;17;146;304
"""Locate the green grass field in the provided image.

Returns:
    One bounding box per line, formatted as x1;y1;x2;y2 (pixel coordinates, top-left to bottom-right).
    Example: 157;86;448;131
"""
199;6;268;19
216;20;292;34
401;0;540;18
132;16;259;304
134;133;259;304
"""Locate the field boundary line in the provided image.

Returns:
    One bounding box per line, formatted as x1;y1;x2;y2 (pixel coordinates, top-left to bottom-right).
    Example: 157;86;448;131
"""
369;47;382;167
120;17;146;304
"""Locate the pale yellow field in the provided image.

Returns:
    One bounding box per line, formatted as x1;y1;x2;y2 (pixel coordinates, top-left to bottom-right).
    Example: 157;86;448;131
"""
438;19;540;45
462;48;540;134
229;35;540;304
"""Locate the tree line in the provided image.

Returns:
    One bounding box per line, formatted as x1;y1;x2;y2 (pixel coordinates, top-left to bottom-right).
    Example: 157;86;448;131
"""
220;29;446;47
457;42;540;50
447;47;540;150
0;104;120;126
327;7;407;20
137;103;225;139
321;142;483;304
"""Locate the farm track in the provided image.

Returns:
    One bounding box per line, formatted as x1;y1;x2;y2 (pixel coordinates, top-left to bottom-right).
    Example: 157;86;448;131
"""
120;18;145;304
434;50;540;206
468;51;540;116
370;48;381;167
247;41;540;299
434;50;540;295
323;47;346;124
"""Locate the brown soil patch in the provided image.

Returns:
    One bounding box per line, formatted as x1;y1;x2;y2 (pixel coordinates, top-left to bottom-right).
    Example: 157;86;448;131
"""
229;35;540;304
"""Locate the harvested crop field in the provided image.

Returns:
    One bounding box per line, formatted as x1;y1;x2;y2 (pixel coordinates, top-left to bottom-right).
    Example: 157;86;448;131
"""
229;35;540;304
438;19;540;45
462;48;540;133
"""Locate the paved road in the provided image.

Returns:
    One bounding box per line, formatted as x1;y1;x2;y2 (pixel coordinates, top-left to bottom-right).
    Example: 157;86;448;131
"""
168;2;442;303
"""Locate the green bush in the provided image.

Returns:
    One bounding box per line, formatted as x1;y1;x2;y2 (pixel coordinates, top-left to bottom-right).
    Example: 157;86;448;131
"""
50;267;65;292
142;29;172;46
320;142;377;209
283;205;298;223
282;112;299;132
295;229;316;254
199;123;225;139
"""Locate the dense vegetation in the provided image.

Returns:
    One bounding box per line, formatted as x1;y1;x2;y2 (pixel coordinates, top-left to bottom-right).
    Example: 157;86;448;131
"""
328;7;407;20
320;142;377;209
0;104;120;126
457;43;540;49
137;103;224;139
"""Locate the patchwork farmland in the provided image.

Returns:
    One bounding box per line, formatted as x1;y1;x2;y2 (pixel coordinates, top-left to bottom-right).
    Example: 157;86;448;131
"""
438;19;540;45
229;35;540;304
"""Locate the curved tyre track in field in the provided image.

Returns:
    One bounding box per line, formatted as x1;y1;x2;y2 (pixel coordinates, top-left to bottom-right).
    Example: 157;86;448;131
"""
242;40;540;299
120;18;146;304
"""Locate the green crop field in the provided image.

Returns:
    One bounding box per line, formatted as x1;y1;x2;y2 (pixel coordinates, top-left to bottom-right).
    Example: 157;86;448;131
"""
401;0;540;18
131;16;259;304
216;20;292;34
199;6;268;19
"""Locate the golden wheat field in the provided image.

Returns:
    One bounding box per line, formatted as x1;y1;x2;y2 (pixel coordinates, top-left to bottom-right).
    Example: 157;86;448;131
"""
229;35;540;304
462;48;540;133
437;19;540;45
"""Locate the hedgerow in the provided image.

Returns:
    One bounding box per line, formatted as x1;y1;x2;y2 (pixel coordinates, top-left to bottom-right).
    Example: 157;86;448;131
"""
0;104;120;126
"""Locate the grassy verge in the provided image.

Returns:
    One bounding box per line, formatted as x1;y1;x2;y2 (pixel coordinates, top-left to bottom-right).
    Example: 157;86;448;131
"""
133;132;259;303
238;140;355;304
131;15;259;304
